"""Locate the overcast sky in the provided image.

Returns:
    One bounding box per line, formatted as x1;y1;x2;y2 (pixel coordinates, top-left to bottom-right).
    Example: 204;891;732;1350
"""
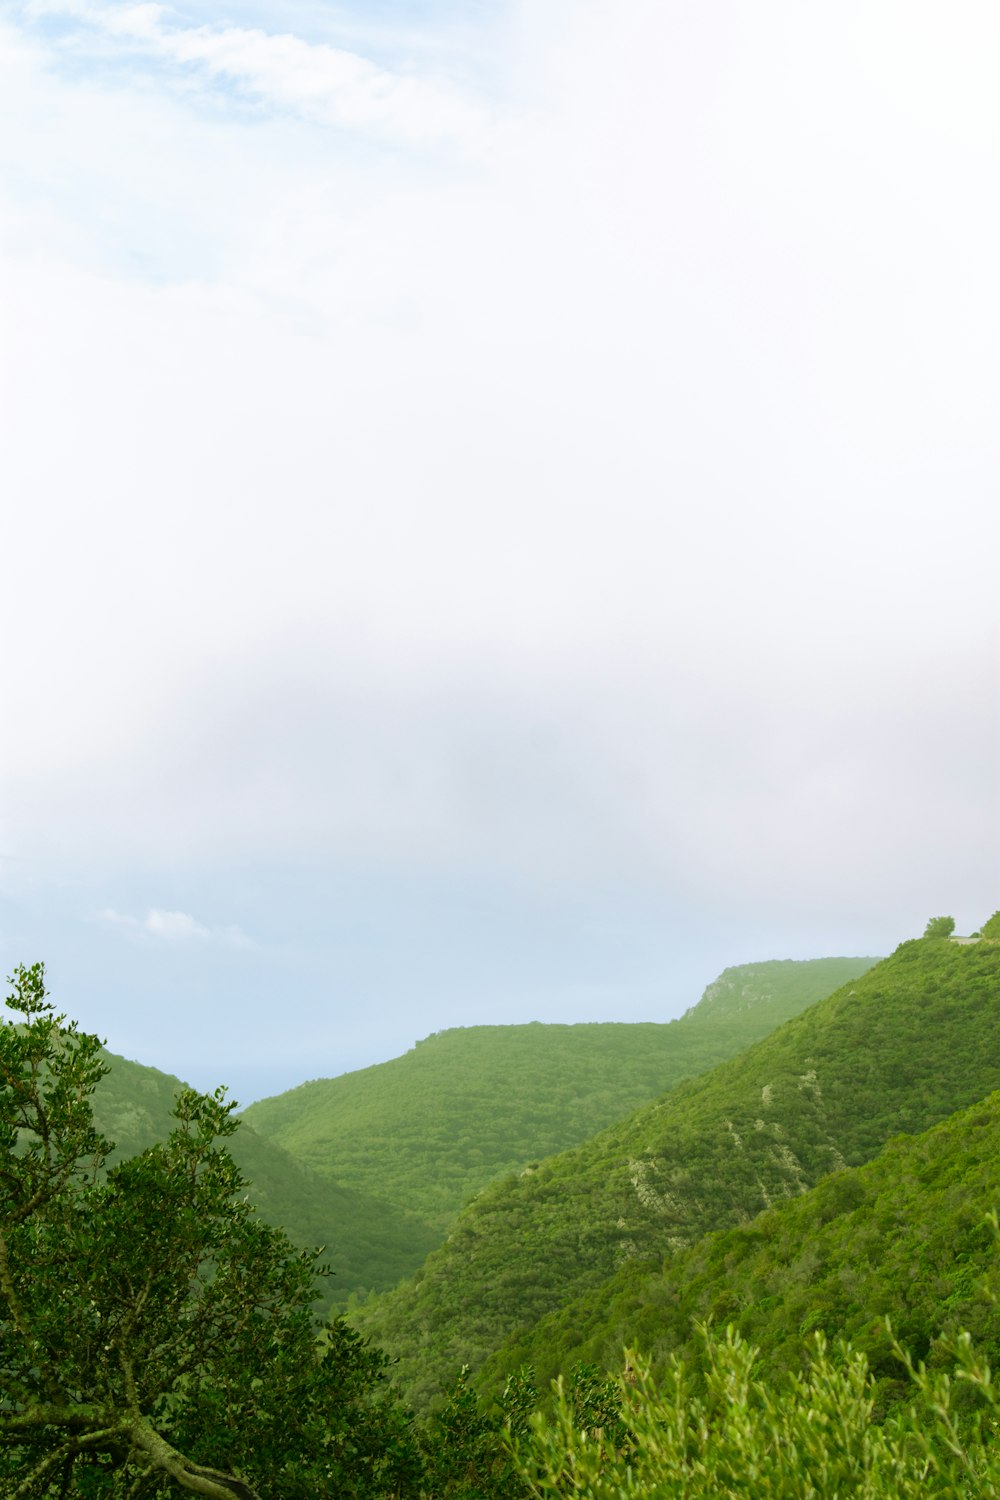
1;0;997;1103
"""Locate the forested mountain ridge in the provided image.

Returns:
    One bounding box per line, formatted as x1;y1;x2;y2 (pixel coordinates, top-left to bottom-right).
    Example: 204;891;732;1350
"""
242;957;875;1233
353;934;1000;1407
675;959;864;1024
91;1051;440;1308
86;957;872;1311
481;1084;1000;1402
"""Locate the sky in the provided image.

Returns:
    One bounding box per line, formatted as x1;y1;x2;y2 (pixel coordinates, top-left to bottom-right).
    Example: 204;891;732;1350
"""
1;0;998;1103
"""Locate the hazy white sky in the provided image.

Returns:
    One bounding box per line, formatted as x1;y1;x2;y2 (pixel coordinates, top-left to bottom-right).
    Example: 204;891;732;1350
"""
1;0;997;1100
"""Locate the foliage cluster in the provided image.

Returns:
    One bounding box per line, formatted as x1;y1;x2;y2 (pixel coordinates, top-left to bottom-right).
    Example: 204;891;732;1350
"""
923;915;956;938
354;937;1000;1407
515;1323;1000;1499
0;965;420;1499
413;1321;1000;1500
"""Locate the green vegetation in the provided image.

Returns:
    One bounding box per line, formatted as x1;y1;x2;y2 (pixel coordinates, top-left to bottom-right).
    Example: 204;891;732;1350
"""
354;936;1000;1408
402;1305;1000;1499
0;964;421;1499
92;1050;440;1311
92;958;874;1314
482;1088;1000;1399
10;923;1000;1496
513;1323;1000;1499
924;915;956;938
243;958;876;1236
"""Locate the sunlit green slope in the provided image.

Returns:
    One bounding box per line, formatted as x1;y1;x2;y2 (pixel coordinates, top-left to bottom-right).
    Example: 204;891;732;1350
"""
92;1052;439;1308
243;958;875;1234
482;1086;1000;1404
353;934;1000;1407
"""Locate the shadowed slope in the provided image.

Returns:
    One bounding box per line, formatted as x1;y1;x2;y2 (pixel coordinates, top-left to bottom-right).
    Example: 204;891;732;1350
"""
92;1051;439;1308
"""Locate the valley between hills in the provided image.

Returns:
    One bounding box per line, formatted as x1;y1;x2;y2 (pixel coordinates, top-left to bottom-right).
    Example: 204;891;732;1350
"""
27;911;1000;1496
92;956;876;1317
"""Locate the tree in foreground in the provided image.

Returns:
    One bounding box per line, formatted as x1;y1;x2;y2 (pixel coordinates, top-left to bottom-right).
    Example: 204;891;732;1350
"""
0;963;420;1499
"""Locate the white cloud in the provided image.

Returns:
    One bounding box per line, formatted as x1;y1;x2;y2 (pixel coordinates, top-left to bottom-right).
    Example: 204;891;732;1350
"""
22;0;489;146
143;908;209;941
98;908;255;948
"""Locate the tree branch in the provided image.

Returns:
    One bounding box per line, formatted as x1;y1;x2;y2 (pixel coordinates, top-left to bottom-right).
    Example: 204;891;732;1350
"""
0;1414;95;1444
127;1419;263;1500
11;1441;73;1499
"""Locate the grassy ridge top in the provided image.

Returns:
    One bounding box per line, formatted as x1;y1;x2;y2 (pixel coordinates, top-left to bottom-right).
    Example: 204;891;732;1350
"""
242;958;875;1233
482;1085;1000;1402
92;1051;439;1309
353;937;1000;1407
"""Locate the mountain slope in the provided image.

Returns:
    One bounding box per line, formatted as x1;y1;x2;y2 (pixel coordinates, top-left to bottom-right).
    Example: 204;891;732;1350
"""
353;935;1000;1407
92;1051;439;1308
481;1086;1000;1401
243;958;876;1233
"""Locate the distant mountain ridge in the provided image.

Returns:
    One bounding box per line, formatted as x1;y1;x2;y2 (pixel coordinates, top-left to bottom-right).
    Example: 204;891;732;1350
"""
87;955;878;1314
352;934;1000;1407
242;958;875;1236
676;958;861;1023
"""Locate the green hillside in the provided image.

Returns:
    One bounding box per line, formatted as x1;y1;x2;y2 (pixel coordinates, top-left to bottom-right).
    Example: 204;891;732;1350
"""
353;934;1000;1407
482;1086;1000;1405
91;1051;439;1308
243;957;875;1233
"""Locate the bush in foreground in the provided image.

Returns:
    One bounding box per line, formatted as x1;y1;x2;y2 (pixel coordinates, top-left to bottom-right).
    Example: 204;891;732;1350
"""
514;1322;1000;1499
